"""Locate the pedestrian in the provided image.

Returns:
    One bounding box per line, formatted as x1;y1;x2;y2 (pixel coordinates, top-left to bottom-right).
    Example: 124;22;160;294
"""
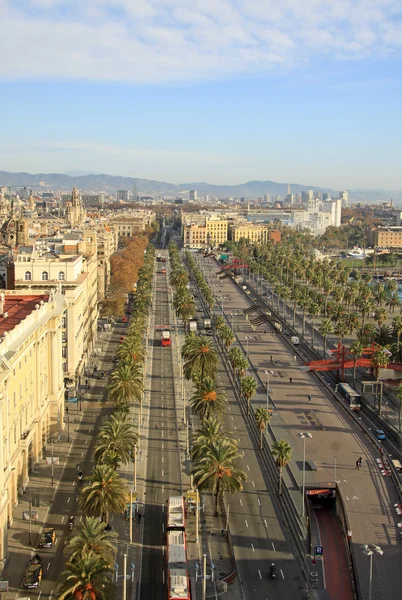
289;377;293;384
137;513;142;523
270;355;273;362
294;355;297;362
308;394;312;402
155;424;158;430
358;457;363;468
356;460;360;470
85;379;88;388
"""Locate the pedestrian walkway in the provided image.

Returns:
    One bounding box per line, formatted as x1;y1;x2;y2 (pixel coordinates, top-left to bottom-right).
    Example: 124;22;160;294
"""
0;324;122;599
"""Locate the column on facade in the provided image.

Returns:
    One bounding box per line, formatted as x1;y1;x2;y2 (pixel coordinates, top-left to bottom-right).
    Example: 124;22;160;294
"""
51;331;58;395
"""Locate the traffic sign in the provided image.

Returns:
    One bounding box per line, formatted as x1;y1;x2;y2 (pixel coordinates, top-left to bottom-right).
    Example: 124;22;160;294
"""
315;546;323;556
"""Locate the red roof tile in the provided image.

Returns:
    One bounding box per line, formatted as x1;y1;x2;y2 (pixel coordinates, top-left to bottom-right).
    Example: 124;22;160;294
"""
0;295;50;337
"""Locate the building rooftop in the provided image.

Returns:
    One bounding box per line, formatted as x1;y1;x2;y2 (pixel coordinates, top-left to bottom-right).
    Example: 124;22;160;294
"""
0;294;49;337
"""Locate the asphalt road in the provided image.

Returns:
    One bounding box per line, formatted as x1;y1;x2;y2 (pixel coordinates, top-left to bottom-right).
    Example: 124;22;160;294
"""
139;254;182;600
193;254;402;600
188;261;308;599
15;326;122;600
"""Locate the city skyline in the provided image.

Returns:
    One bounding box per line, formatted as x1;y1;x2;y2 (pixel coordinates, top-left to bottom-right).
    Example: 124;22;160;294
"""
0;1;401;188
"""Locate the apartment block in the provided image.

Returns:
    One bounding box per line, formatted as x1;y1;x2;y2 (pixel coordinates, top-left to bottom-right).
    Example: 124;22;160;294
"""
0;290;64;561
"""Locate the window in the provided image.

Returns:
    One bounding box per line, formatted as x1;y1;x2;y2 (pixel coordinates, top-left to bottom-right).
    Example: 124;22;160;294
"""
58;271;65;280
24;271;32;280
41;271;49;280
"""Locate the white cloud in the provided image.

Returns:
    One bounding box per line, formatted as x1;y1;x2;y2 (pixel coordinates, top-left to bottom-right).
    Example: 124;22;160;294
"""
0;1;400;82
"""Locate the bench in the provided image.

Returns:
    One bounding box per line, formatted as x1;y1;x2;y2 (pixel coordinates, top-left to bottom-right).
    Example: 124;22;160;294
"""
306;459;318;471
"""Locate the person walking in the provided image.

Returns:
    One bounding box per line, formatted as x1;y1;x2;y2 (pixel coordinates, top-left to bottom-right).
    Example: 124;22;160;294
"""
289;377;293;384
85;379;88;388
308;394;312;402
356;460;360;470
137;513;142;524
358;457;363;468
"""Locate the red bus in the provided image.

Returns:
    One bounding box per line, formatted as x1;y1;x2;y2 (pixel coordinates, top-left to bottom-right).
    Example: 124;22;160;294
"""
162;331;171;347
167;496;185;531
167;530;190;600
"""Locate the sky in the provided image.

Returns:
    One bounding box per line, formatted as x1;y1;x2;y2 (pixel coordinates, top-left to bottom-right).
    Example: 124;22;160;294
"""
0;0;401;189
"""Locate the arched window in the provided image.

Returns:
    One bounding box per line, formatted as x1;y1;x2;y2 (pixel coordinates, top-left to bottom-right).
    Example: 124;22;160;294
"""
41;271;49;281
58;271;65;281
24;271;32;281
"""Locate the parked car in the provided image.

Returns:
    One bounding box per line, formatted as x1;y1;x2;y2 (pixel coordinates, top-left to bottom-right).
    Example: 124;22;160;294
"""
374;429;386;441
23;556;43;589
38;528;56;548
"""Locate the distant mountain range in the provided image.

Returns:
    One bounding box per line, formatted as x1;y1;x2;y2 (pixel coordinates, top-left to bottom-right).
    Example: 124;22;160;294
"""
0;170;400;202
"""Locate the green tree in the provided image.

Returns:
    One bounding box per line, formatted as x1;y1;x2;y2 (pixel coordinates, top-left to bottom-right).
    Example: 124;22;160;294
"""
394;383;402;433
191;417;230;461
94;413;138;468
67;517;117;563
56;551;116;600
79;465;128;523
240;375;258;415
189;378;227;420
218;325;236;349
349;340;363;388
319;318;333;358
370;348;389;413
182;335;218;382
392;315;402;360
255;408;271;450
108;363;143;409
271;439;292;495
192;439;246;516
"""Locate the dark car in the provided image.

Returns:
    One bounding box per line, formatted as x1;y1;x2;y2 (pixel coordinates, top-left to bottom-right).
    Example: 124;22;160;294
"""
38;528;56;548
23;557;43;588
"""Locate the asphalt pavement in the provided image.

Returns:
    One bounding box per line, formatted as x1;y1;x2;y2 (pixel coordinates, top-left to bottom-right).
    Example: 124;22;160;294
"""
194;254;402;600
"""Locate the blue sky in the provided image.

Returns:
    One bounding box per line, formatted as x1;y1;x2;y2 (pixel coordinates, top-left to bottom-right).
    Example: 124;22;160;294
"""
0;0;401;189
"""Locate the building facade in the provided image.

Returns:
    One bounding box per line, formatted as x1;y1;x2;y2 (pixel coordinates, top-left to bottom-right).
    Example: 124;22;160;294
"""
0;290;64;562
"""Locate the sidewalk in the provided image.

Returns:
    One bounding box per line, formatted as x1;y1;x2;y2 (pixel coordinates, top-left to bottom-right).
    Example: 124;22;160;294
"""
0;327;120;599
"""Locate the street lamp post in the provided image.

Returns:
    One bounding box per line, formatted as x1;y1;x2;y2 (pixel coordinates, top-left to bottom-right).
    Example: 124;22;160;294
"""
265;370;270;412
361;544;383;600
298;432;312;518
51;439;54;486
129;489;133;544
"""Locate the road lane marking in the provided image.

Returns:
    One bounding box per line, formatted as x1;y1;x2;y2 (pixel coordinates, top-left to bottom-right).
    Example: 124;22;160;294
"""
73;481;76;487
61;516;65;523
257;498;261;506
162;457;164;463
85;440;88;444
246;465;250;471
238;438;240;443
234;426;237;430
162;470;164;477
242;451;245;457
67;497;71;503
81;452;84;457
162;524;165;532
264;519;268;528
272;542;276;551
162;504;165;512
252;481;255;487
239;499;243;506
280;569;285;579
258;570;262;579
162;570;165;584
231;416;234;420
245;519;248;527
251;544;254;552
38;593;42;600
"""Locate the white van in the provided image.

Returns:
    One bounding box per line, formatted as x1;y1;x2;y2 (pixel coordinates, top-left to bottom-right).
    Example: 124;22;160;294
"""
291;336;300;345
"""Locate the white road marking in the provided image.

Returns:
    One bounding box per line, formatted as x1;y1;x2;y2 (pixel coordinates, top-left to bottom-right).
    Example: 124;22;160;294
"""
162;485;164;494
258;570;262;579
251;543;255;552
247;465;250;471
162;470;164;477
81;452;84;457
234;426;237;430
162;444;164;450
257;498;261;506
85;440;88;444
61;516;65;523
47;562;51;570
272;542;276;551
280;569;285;579
242;451;245;457
239;499;243;506
73;481;76;487
245;519;249;527
231;416;234;420
252;481;255;487
67;497;71;503
264;519;268;528
38;593;42;600
162;457;164;463
162;524;165;533
238;438;240;443
162;570;165;584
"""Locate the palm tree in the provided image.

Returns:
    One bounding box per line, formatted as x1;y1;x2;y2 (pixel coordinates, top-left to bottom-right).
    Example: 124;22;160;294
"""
182;335;218;382
394;383;402;432
79;464;128;523
56;551;115;600
191;417;230;461
108;363;143;408
240;375;258;415
271;439;292;495
255;408;271;450
189;378;227;420
308;301;320;348
370;348;389;413
358;322;377;344
392;315;402;360
219;325;236;349
192;439;246;516
117;338;145;365
228;347;248;377
374;307;388;329
333;318;349;346
319;318;333;358
349;340;363;387
94;414;138;468
67;517;117;563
